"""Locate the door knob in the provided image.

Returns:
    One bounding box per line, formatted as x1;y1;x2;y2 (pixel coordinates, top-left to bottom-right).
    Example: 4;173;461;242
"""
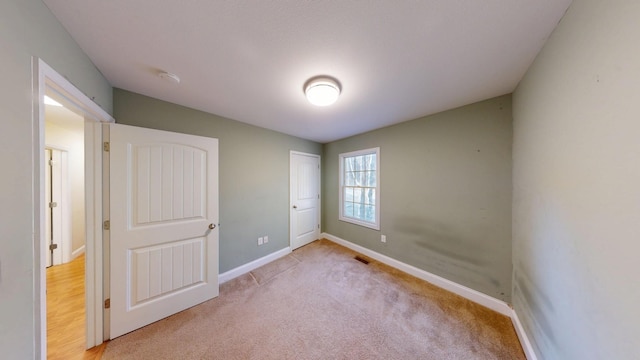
208;223;216;230
293;205;297;209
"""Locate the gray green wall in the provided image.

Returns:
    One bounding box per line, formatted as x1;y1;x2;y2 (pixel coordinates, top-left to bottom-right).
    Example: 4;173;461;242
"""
323;95;513;302
113;89;322;272
0;0;112;358
512;0;640;359
9;1;639;358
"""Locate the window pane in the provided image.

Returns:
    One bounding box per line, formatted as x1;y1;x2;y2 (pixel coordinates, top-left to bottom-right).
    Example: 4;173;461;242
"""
366;170;376;186
344;201;354;217
345;171;356;186
367;188;376;205
353;187;362;202
356;171;366;186
353;203;363;219
365;154;375;170
344;187;354;202
364;188;375;205
344;157;354;171
364;205;375;222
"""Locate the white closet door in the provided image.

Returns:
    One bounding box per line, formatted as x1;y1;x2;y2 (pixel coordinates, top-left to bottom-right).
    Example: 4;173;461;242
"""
290;152;320;250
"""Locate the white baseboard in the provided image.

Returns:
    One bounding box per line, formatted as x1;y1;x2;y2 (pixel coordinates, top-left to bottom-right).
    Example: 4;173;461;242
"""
218;247;292;284
321;232;513;317
71;245;85;259
510;309;538;360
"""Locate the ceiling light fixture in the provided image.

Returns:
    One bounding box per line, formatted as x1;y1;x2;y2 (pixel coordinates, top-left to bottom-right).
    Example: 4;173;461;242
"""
304;77;341;106
44;95;62;107
158;71;181;84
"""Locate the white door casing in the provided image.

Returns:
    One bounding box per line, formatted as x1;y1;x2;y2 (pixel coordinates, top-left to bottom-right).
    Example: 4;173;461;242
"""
109;124;219;338
290;152;320;250
35;59;114;357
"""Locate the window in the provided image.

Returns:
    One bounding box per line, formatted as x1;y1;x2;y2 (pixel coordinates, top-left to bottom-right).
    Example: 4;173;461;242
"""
339;147;380;230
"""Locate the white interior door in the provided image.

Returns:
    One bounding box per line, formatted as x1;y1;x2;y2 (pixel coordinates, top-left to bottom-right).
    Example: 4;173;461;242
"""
290;152;320;250
45;149;52;268
45;148;67;266
109;124;219;339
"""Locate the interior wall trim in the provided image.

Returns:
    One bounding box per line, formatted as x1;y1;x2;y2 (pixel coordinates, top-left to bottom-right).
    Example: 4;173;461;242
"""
510;309;539;360
71;245;86;260
218;246;291;284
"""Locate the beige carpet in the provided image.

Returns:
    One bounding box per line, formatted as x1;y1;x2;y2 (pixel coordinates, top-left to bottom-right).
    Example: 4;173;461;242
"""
103;240;525;359
249;253;300;285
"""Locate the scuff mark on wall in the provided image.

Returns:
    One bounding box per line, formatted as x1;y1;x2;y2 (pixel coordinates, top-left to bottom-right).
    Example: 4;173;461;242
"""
394;215;488;266
391;215;509;298
513;268;557;350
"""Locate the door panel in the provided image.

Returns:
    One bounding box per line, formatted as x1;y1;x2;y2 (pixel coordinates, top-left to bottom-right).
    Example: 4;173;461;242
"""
45;149;52;268
46;148;67;266
130;237;204;306
290;152;320;250
110;124;219;338
133;144;206;225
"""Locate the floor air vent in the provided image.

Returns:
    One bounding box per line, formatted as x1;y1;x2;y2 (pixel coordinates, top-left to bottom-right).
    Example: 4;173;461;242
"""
354;256;370;265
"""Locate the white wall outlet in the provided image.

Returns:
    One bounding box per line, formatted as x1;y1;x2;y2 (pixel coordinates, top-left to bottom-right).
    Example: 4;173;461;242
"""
381;235;387;243
258;237;264;245
264;235;269;243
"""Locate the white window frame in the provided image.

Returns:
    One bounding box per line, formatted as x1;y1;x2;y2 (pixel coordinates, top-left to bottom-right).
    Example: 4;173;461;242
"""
339;147;380;230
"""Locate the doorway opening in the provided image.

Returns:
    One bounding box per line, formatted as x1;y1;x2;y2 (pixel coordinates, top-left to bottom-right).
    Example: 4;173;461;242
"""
33;58;114;359
44;93;89;358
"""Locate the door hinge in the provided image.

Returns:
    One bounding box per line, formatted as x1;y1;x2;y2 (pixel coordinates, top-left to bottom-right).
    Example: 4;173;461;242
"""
103;142;110;152
103;220;110;230
317;194;320;199
104;298;110;309
49;202;58;208
318;224;320;229
49;243;58;251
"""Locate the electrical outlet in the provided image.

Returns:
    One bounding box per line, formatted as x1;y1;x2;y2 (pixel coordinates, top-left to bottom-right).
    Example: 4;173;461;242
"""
258;237;264;245
264;236;269;244
381;235;386;243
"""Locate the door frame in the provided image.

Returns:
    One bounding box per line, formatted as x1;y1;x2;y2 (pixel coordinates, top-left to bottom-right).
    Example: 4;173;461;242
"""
32;58;114;358
289;151;321;250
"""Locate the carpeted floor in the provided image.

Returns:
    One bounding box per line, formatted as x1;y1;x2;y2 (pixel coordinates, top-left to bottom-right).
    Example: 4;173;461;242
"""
103;239;525;359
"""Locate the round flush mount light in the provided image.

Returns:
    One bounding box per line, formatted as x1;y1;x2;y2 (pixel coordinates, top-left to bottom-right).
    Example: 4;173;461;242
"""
304;77;341;106
158;71;180;84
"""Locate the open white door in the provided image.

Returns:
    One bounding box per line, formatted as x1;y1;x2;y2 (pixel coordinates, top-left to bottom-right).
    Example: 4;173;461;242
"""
290;152;320;250
45;148;69;267
109;124;219;338
45;149;53;268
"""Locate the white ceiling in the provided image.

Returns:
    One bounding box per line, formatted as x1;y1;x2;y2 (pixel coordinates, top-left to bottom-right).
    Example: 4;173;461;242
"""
43;0;572;143
45;102;84;135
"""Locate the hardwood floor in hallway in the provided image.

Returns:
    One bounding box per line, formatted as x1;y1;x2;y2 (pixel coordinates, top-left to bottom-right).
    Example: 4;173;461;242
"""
47;254;105;360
